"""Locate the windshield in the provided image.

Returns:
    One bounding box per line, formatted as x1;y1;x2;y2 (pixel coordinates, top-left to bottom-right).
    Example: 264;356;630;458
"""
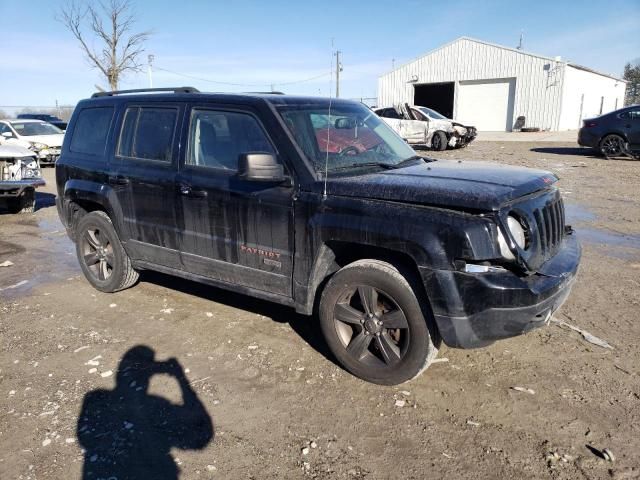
416;107;448;120
10;122;63;136
278;102;417;174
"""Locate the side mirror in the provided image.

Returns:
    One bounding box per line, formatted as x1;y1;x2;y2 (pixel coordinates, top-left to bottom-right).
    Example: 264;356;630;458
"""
334;117;357;129
1;132;13;138
237;153;286;183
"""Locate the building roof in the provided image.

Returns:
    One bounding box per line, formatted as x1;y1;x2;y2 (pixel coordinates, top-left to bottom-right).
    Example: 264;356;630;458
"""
381;37;626;82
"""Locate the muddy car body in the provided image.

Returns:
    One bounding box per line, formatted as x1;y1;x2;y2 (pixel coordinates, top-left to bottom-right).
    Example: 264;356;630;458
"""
375;104;477;151
56;88;580;385
0;143;44;213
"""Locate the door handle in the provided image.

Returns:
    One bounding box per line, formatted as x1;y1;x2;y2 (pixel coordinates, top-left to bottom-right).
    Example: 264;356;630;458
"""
109;175;130;185
178;183;207;198
190;188;208;198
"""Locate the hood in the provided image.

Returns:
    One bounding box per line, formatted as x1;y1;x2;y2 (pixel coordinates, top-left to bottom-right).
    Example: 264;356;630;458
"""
317;159;557;211
19;134;64;147
0;143;36;159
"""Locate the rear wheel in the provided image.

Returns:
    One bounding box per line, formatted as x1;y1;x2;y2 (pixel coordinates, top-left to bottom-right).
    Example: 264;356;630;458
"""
7;189;35;214
319;259;439;385
75;211;139;292
431;131;447;151
599;134;624;157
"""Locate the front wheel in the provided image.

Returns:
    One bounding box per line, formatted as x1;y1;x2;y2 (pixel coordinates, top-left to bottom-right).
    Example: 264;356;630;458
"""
75;211;139;292
319;259;439;385
431;131;447;151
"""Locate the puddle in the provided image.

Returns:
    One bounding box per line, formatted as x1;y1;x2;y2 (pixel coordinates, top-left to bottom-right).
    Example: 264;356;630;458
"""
0;217;79;298
575;228;640;250
564;203;597;223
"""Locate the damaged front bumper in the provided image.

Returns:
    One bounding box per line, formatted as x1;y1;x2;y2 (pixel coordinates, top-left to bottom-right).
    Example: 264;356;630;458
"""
0;178;46;198
36;147;61;165
449;124;477;148
420;234;581;348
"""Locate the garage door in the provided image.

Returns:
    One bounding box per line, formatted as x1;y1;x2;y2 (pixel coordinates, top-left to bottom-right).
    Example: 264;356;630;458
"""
456;78;516;131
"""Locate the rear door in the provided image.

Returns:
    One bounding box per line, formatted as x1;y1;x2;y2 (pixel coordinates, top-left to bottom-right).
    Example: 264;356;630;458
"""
111;104;183;269
176;105;294;296
376;108;404;137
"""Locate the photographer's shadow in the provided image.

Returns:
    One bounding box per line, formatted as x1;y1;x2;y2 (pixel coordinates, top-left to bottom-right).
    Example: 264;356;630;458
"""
77;346;213;480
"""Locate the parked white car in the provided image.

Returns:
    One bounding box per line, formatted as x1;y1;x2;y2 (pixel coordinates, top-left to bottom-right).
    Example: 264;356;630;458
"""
0;119;64;166
374;104;477;150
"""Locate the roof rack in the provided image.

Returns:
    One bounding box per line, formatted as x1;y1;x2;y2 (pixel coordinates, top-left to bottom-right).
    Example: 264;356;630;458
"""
91;86;200;98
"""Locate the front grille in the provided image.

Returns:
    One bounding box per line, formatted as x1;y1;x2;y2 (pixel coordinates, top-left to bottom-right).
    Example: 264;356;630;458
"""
533;197;565;258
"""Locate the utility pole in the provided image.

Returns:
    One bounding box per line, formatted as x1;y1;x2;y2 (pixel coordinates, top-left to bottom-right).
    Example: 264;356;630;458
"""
335;50;343;98
147;54;155;88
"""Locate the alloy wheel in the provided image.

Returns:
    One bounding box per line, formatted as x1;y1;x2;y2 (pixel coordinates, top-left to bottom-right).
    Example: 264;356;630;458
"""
333;285;409;368
601;135;623;156
80;227;114;281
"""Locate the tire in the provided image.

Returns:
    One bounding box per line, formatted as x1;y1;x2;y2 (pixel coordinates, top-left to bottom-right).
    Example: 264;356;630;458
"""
319;259;439;385
431;131;447;151
599;134;624;157
7;189;35;214
75;211;139;292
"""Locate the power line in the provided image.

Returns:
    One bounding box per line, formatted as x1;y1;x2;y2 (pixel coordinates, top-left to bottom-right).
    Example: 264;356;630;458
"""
153;66;331;88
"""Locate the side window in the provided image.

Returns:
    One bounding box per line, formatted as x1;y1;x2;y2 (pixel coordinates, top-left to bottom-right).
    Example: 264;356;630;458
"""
623;109;640;120
0;123;12;136
117;106;178;161
69;107;114;156
380;108;400;119
411;109;426;121
187;109;275;171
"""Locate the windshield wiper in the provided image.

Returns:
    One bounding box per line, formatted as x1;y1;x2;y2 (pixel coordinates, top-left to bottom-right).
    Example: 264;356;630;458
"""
394;155;425;167
329;161;398;171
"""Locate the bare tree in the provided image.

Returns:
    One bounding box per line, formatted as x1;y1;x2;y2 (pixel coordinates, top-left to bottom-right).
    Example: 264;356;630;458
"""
58;0;150;90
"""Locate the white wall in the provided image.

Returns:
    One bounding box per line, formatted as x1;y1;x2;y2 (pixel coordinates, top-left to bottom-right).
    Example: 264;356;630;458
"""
558;66;627;130
378;38;565;131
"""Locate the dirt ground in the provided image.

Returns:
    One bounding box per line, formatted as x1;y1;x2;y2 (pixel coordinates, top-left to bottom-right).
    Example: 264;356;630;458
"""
1;141;639;480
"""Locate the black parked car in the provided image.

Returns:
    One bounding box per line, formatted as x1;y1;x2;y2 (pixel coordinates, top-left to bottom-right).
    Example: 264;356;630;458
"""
56;87;580;385
16;113;68;131
578;105;640;157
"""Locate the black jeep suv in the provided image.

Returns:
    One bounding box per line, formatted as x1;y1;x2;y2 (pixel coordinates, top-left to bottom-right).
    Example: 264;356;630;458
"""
56;87;580;385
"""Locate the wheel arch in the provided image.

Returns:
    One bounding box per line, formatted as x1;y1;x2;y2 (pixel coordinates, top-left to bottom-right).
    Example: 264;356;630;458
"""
298;240;432;322
62;179;125;240
599;131;629;144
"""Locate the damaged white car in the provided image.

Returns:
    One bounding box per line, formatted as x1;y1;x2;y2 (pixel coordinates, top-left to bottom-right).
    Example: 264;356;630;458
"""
374;104;477;151
0;119;64;166
0;144;45;213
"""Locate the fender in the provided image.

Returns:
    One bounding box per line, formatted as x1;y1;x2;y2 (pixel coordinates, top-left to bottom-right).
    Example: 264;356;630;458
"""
63;179;127;241
292;193;499;314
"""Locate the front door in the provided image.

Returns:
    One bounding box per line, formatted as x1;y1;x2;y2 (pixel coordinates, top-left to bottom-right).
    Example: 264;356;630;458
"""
111;104;183;269
622;107;640;148
176;106;294;297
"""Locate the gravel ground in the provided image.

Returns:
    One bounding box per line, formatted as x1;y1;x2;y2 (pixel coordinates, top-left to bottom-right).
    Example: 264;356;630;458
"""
0;141;639;480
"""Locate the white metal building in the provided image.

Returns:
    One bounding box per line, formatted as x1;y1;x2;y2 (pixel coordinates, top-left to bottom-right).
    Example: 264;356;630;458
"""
378;37;627;131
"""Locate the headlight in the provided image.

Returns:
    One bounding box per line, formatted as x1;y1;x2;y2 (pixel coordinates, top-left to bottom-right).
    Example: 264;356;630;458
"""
29;142;48;150
497;215;529;260
507;215;527;249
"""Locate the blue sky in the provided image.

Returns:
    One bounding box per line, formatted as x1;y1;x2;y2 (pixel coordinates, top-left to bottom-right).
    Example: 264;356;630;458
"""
1;0;638;112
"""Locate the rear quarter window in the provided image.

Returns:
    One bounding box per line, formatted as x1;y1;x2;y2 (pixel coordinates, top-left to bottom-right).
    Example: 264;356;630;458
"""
117;106;178;162
69;107;115;156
